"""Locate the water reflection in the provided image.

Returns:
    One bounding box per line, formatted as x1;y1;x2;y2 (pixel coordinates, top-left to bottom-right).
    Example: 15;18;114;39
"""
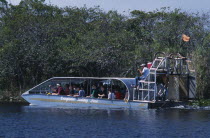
0;103;25;113
0;104;210;137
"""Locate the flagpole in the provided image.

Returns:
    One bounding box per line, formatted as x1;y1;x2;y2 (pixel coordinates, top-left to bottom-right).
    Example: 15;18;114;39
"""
182;34;190;58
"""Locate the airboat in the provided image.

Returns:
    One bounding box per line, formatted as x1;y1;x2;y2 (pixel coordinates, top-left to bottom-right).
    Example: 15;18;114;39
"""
22;53;196;109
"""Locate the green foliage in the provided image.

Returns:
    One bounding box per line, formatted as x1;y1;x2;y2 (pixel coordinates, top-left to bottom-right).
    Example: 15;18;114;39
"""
0;1;209;98
193;46;210;98
190;99;210;107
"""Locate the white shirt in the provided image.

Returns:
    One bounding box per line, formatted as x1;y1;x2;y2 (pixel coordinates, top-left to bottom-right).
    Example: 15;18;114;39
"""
108;93;115;100
142;67;150;79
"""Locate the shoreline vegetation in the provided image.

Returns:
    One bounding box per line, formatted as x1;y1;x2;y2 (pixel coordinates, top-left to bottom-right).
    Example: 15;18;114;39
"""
0;0;209;102
0;96;27;103
189;99;210;107
0;91;27;103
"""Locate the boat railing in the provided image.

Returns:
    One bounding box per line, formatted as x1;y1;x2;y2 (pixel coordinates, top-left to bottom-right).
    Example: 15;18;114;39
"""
133;52;190;102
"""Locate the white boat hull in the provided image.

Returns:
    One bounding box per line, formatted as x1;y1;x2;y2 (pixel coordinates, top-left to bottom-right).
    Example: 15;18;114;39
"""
22;94;148;109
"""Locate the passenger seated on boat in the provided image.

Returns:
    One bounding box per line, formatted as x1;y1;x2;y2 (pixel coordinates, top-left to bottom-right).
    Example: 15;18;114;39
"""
79;87;85;97
115;89;122;99
65;84;70;95
135;64;149;88
90;85;98;98
74;87;85;97
98;86;107;98
74;87;79;95
68;85;74;96
108;89;115;100
54;84;65;95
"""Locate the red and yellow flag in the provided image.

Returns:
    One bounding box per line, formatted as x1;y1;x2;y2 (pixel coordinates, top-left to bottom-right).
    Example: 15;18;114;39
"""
182;34;190;42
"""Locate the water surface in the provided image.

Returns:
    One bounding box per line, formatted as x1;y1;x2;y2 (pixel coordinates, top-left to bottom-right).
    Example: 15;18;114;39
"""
0;103;210;137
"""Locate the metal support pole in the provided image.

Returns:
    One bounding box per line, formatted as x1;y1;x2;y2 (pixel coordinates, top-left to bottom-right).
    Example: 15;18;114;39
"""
148;82;150;101
154;83;156;101
142;83;143;100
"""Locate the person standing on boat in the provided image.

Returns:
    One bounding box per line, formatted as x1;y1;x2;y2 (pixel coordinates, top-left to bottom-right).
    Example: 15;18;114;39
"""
135;64;150;87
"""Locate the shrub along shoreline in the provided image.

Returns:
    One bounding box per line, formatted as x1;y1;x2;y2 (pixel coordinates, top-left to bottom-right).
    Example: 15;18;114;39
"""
0;0;209;99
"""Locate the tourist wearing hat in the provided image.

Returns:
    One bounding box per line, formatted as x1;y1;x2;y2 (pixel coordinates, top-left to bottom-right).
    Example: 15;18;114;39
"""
53;83;65;95
135;63;150;87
